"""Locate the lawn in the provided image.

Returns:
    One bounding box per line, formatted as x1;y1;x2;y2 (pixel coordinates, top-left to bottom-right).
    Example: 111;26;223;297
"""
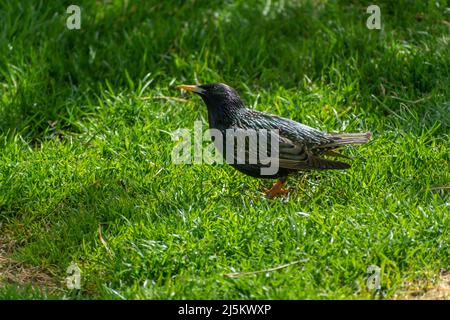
0;0;448;299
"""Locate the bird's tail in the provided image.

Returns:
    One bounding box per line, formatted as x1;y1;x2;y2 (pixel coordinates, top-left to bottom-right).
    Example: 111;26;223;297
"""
324;132;372;148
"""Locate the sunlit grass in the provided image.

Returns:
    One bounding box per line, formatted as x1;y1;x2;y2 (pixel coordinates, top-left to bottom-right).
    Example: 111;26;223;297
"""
0;0;448;299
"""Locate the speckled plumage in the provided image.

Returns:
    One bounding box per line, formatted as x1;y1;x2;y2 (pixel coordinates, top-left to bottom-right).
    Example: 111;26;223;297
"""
182;83;371;182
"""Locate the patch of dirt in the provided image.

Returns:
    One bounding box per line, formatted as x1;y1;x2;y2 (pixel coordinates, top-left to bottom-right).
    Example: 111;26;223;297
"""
0;226;59;293
393;271;450;300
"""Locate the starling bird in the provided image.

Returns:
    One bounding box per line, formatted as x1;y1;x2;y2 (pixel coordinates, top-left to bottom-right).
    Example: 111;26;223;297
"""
177;83;371;198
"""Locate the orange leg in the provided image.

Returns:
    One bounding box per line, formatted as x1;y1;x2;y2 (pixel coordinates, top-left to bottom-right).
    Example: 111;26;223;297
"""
264;179;289;199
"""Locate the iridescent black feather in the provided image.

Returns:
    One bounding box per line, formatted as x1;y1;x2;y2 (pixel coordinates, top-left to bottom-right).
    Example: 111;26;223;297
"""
193;83;371;179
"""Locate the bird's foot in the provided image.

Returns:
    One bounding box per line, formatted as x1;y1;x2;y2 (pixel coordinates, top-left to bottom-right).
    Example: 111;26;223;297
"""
264;181;289;199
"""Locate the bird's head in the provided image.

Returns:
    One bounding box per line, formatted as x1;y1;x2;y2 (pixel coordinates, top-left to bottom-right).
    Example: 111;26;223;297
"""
176;83;245;120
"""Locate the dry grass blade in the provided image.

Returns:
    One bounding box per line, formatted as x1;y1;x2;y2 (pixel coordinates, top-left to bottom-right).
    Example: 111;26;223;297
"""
141;95;189;103
224;260;303;278
429;186;450;191
0;230;58;292
393;271;450;300
423;185;450;192
98;224;114;258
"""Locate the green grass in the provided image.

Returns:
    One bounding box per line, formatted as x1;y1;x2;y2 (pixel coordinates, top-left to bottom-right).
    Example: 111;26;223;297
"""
0;0;448;299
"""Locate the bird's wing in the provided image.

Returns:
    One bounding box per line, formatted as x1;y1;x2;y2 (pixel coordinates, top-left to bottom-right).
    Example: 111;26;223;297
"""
238;110;332;146
277;135;350;170
235;110;349;170
236;109;350;170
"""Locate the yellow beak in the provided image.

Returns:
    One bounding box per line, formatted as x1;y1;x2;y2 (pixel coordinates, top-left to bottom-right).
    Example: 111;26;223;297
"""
176;84;205;94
